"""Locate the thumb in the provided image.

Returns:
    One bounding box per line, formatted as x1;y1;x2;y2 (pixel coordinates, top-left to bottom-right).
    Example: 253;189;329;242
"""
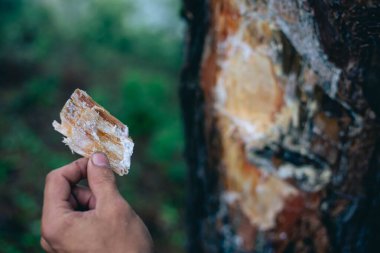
87;152;119;204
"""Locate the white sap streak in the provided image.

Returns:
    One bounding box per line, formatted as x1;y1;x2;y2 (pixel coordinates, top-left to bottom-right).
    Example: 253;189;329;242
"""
268;0;342;98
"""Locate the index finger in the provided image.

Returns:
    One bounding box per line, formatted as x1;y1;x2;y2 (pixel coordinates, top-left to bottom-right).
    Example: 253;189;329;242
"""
43;158;88;215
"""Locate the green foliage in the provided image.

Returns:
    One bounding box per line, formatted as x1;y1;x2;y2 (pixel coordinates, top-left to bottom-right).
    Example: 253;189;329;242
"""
0;0;185;252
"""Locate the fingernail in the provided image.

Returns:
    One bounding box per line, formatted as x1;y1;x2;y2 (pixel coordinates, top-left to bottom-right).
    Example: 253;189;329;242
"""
92;152;109;167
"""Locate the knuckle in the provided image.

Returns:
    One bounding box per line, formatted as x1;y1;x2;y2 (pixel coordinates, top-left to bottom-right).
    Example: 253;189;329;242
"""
45;171;57;183
41;221;57;241
72;159;85;171
61;215;75;229
40;238;49;251
41;216;74;242
72;160;81;170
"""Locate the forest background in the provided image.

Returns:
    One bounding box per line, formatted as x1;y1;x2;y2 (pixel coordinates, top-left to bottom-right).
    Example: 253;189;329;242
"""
0;0;186;252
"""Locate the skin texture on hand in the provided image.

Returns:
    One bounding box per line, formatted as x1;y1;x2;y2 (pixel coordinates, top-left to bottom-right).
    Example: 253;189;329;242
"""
41;153;153;253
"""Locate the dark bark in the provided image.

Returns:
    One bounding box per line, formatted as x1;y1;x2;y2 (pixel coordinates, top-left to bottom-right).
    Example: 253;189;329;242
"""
311;2;380;252
179;1;216;252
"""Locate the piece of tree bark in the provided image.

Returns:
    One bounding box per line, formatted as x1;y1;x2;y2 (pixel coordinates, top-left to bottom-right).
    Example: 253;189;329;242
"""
180;0;380;252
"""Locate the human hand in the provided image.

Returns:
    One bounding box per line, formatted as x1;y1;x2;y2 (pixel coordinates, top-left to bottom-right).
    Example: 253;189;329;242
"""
41;153;153;253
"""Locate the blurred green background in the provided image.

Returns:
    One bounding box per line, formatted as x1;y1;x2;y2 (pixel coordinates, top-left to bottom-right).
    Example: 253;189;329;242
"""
0;0;186;252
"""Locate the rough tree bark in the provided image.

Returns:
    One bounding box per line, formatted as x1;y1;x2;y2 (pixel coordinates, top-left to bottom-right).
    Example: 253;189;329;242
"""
180;1;380;252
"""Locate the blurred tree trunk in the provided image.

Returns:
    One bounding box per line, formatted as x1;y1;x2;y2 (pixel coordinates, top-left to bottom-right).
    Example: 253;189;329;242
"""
180;0;380;252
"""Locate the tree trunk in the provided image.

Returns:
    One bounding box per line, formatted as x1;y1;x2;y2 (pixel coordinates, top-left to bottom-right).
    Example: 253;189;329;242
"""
180;0;380;252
